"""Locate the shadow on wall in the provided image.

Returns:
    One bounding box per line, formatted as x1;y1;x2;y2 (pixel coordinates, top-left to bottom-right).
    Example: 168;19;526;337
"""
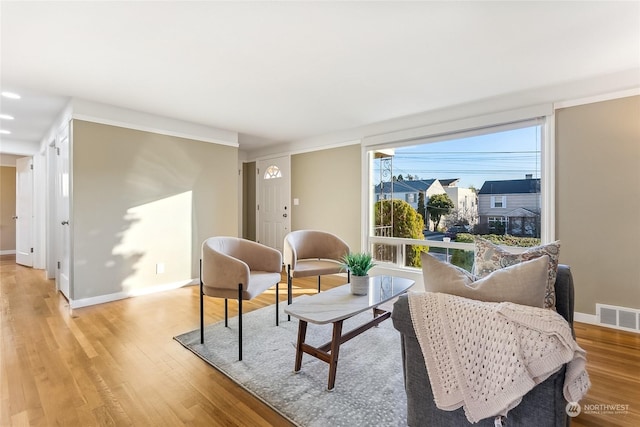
115;191;193;296
74;190;194;301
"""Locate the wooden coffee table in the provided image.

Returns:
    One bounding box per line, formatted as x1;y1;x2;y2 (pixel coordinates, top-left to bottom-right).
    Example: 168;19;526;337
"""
284;275;414;390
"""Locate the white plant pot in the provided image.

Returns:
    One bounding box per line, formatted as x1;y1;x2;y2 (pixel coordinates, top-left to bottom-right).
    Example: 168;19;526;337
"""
350;275;370;295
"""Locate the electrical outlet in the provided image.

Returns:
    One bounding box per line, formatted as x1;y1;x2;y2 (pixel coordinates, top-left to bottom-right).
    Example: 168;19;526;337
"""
156;263;165;274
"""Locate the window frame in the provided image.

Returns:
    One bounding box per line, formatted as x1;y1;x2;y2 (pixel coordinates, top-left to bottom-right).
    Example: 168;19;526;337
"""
361;105;555;272
491;195;507;209
488;215;509;226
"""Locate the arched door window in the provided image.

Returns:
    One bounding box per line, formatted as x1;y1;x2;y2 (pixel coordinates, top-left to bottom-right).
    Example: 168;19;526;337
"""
264;165;282;179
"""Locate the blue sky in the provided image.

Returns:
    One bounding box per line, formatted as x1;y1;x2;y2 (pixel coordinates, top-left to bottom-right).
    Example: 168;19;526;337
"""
376;125;542;189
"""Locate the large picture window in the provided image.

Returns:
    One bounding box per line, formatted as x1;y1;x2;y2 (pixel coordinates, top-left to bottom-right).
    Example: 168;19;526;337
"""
367;119;545;270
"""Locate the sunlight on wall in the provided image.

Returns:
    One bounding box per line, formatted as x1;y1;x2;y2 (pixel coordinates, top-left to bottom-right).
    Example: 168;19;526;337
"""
113;191;193;292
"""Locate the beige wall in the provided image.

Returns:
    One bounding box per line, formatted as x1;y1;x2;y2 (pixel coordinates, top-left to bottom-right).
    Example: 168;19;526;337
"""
0;166;16;251
72;120;238;300
291;144;361;251
556;95;640;314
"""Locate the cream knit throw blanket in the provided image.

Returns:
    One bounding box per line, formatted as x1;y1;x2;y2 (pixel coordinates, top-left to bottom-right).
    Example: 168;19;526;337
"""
408;292;591;423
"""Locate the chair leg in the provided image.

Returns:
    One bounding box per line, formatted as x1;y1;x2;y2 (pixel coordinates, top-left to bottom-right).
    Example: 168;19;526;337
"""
224;299;228;327
238;284;243;361
348;270;351;284
287;264;292;321
317;276;321;293
275;282;279;326
200;259;204;344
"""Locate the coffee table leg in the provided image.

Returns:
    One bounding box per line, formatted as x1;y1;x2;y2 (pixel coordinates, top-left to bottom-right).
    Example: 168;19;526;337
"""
327;320;343;391
294;320;308;372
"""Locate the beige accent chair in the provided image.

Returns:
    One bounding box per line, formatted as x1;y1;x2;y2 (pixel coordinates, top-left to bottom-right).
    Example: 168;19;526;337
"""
283;230;350;319
200;236;283;360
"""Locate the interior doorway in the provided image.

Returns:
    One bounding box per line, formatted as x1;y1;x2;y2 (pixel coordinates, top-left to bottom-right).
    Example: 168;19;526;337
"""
242;162;256;241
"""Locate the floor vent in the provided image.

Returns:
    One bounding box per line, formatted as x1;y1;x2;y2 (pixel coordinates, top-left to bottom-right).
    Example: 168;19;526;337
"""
596;304;640;332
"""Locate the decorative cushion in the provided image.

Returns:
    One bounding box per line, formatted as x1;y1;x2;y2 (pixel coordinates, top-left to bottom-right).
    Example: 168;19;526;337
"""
473;238;561;309
420;252;549;307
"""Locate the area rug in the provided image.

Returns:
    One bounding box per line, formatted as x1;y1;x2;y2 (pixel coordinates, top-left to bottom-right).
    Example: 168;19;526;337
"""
174;304;407;427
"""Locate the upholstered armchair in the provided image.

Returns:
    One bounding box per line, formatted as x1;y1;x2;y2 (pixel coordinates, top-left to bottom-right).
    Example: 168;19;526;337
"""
200;236;283;360
283;230;350;318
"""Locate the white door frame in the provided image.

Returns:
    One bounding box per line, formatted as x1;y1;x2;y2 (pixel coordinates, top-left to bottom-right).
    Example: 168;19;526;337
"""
15;157;33;267
55;122;71;299
46;140;58;279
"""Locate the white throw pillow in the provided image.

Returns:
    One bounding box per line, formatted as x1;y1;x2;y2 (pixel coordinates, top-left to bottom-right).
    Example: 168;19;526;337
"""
421;252;548;307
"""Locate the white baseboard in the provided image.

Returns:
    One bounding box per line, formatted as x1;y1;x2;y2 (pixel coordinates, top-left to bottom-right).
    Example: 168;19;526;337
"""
574;311;598;325
0;250;16;255
69;278;198;309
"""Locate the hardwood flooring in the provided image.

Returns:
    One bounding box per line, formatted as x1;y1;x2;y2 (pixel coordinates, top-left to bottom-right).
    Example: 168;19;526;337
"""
1;255;639;426
571;322;640;427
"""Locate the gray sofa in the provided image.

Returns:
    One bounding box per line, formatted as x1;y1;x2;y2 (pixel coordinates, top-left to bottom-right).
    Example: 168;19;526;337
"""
392;265;575;427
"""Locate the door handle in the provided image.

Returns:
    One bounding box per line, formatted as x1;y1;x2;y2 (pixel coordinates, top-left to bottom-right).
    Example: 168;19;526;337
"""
282;213;288;218
61;221;69;225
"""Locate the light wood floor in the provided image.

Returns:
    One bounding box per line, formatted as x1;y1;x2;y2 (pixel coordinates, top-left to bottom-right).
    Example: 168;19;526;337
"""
1;255;639;427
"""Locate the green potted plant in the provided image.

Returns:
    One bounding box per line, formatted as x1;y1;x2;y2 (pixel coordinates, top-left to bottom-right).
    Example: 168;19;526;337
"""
340;252;376;295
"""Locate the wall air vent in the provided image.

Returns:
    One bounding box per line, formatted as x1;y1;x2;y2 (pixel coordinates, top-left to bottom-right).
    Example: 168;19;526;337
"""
596;304;640;333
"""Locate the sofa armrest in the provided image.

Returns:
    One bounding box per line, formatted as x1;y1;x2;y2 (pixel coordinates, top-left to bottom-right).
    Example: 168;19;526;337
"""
392;294;415;338
554;264;574;326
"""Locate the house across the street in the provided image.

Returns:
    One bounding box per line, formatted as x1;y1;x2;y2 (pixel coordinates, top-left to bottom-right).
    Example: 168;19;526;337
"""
477;175;541;236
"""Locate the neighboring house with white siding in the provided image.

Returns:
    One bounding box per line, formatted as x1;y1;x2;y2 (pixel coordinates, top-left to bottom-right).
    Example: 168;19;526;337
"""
374;179;446;207
374;178;478;231
442;179;478;228
477;176;541;236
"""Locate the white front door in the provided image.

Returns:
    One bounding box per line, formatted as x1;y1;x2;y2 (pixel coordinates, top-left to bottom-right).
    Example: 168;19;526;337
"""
56;127;71;298
256;156;290;253
15;157;33;267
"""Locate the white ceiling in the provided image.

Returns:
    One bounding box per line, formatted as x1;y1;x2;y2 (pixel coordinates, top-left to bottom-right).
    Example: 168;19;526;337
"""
1;1;639;155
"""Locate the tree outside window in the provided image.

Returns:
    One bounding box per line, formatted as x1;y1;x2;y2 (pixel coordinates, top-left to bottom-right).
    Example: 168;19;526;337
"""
374;199;427;267
427;193;454;231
